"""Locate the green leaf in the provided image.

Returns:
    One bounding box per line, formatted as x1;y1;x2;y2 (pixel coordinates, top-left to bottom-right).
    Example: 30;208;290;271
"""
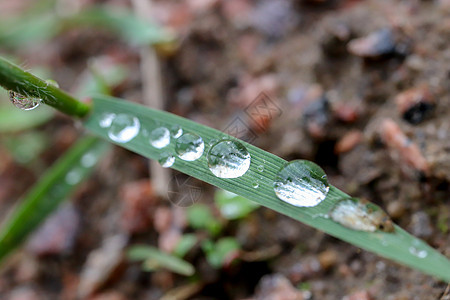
173;234;198;258
202;237;240;268
214;189;260;220
186;204;222;235
0;6;174;48
127;245;195;276
0;136;109;263
82;95;450;281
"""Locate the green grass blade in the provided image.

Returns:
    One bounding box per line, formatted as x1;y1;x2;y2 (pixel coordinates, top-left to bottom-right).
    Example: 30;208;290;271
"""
0;136;109;263
83;95;450;281
127;245;195;276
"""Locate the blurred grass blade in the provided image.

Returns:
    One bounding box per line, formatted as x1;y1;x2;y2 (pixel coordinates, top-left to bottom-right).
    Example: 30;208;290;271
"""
0;6;173;48
127;245;195;276
0;101;54;133
0;136;109;263
215;190;260;220
83;95;450;281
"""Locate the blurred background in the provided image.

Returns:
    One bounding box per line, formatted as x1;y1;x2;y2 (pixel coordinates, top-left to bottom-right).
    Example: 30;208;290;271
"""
0;0;449;299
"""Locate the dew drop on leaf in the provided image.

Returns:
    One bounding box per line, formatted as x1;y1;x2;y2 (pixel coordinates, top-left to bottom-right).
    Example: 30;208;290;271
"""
9;91;41;110
170;125;183;138
65;168;83;185
159;153;175;168
107;114;140;143
207;140;251;178
99;113;116;128
273;160;329;207
175;133;204;161
149;127;170;149
81;152;97;168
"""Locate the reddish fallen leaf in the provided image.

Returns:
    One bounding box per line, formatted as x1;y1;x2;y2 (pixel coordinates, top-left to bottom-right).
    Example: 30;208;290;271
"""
120;179;157;234
379;118;429;175
335;130;363;154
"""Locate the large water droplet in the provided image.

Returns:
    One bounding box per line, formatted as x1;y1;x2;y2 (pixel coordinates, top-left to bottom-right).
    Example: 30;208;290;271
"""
159;153;175;168
65;168;83;185
175;133;204;161
99;113;116;128
409;246;428;258
9;91;41;110
81;152;97;168
170;125;183;138
252;181;259;189
150;127;170;149
257;165;264;172
273;160;329;207
207;140;251;178
108;114;140;143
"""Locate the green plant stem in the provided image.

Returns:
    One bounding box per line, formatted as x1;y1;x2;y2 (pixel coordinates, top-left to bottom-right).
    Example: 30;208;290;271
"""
0;57;90;118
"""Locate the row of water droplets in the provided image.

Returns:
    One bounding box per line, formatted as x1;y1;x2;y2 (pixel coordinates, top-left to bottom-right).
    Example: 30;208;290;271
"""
98;112;331;207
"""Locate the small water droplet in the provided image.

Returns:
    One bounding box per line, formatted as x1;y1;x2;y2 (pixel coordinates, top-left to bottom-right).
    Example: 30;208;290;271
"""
149;127;170;149
108;114;140;143
170;125;183;138
99;113;116;128
207;140;251;178
159;153;175;168
45;79;59;88
257;165;264;172
252;181;259;188
65;169;83;185
9;91;41;110
175;133;204;161
81;152;97;168
273;160;329;207
409;246;428;258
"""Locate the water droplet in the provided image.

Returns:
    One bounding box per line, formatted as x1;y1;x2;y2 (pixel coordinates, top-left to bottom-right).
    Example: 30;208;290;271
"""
207;140;251;178
149;127;170;149
108;114;140;143
257;165;264;172
175;133;204;161
81;152;97;168
409;246;428;258
99;113;116;128
9;91;41;110
65;169;83;185
170;125;183;138
45;79;59;88
159;153;175;168
273;160;329;207
252;181;259;188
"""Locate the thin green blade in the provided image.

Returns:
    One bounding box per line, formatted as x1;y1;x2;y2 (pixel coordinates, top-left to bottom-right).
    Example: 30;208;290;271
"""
83;95;450;281
0;136;110;263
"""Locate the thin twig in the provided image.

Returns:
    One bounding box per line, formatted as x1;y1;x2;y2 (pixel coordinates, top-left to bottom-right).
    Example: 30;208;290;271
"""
131;0;170;197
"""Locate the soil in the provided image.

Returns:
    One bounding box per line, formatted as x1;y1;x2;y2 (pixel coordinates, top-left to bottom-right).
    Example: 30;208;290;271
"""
0;0;449;299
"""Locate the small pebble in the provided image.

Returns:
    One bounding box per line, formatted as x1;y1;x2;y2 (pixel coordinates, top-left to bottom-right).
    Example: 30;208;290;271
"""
409;211;433;239
395;85;435;125
386;200;406;219
253;274;304;300
343;290;373;300
348;28;396;58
